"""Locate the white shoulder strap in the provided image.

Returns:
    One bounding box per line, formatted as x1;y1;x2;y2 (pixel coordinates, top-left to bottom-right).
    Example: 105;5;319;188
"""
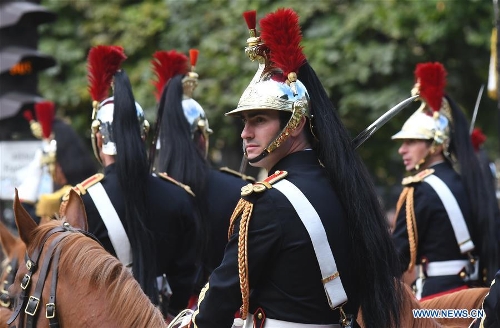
273;179;348;309
423;174;475;253
87;182;133;268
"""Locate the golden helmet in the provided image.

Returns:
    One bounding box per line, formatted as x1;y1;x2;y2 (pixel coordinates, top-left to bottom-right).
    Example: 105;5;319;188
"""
392;62;452;150
87;45;149;162
225;9;310;161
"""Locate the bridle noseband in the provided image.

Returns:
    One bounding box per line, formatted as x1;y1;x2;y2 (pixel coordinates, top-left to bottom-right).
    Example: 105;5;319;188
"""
7;223;101;328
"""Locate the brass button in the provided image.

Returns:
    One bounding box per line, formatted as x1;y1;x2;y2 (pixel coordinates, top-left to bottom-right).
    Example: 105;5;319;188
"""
459;271;466;279
241;184;254;196
257;312;263;320
253;184;266;193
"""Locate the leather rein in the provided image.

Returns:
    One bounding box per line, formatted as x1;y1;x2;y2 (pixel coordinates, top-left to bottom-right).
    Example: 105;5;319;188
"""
7;223;101;328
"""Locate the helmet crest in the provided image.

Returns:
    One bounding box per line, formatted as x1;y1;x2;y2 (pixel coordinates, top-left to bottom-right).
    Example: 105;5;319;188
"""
414;62;447;114
260;8;306;91
34;101;55;140
151;50;188;101
87;45;127;106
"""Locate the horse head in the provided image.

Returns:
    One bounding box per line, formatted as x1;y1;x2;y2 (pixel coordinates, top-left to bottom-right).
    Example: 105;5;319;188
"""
7;189;166;328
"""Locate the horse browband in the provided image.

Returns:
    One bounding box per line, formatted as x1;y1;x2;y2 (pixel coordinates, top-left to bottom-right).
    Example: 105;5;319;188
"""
7;223;102;328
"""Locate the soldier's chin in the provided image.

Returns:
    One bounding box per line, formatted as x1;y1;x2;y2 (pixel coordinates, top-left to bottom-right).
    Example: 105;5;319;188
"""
247;154;265;167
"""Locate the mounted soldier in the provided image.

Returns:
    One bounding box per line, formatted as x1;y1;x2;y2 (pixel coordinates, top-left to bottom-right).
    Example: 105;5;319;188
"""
391;62;500;300
190;8;403;328
17;101;97;223
150;48;252;297
61;45;199;317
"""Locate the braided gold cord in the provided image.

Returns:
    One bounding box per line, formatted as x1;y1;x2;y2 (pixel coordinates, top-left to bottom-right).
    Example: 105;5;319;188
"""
228;199;247;240
394;187;409;220
237;200;253;319
405;187;418;272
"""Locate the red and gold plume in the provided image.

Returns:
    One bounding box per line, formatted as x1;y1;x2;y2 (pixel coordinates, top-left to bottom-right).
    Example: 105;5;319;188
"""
259;8;306;84
87;45;127;103
471;127;487;151
151;50;188;101
414;62;447;113
34;101;55;139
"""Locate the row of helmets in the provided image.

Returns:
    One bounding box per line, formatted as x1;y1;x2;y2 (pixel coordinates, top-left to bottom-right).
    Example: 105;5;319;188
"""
87;8;460;166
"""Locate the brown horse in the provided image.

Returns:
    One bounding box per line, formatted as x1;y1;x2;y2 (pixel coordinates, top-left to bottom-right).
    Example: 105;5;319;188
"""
356;282;489;328
8;189;167;327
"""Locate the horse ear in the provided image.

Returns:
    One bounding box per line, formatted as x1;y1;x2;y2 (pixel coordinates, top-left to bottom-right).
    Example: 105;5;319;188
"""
0;220;19;258
13;188;38;245
64;189;88;231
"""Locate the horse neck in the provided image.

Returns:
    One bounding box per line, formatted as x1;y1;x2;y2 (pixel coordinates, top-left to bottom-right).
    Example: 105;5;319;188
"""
55;236;167;327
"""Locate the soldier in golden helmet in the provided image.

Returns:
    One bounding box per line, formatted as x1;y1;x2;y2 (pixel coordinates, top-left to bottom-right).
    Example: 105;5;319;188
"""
150;48;252;309
391;62;499;301
62;45;199;317
188;8;404;328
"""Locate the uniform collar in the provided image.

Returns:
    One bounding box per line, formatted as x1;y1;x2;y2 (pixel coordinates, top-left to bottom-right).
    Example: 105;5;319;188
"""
269;149;318;174
103;163;116;175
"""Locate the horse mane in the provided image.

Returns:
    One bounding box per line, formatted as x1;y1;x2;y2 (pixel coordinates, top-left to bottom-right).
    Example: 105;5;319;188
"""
29;221;166;327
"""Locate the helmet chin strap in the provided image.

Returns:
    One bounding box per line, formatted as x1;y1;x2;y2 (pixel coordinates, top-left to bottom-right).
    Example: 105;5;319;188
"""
247;149;270;164
414;144;436;171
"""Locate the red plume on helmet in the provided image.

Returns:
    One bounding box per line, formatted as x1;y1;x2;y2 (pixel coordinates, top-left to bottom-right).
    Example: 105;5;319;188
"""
151;50;188;101
87;45;127;103
471;127;487;151
34;101;55;139
414;62;447;113
189;49;199;70
259;8;306;83
243;10;256;30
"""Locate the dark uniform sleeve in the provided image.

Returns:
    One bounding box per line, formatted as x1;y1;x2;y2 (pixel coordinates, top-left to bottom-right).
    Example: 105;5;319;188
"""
192;194;282;328
392;183;435;273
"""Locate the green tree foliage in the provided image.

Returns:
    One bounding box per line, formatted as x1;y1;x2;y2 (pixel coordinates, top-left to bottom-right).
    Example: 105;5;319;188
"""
39;0;498;206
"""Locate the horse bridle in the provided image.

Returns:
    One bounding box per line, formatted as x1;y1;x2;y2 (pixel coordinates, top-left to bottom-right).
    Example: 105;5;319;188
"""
0;256;18;309
7;223;101;328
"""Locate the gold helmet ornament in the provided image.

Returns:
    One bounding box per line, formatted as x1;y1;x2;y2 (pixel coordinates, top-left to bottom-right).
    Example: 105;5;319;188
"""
392;62;453;167
87;45;149;163
152;49;212;157
182;49;213;139
225;8;310;163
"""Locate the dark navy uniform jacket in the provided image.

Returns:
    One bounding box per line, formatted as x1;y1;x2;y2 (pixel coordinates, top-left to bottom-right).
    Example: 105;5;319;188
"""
80;163;198;313
193;150;359;327
392;161;475;297
204;169;247;274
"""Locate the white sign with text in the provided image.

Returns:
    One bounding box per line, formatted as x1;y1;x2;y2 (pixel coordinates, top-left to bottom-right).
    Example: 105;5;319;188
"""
0;140;43;200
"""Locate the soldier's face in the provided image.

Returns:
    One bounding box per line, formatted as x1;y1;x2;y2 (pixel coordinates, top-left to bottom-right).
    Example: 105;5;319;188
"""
398;139;431;171
240;110;281;169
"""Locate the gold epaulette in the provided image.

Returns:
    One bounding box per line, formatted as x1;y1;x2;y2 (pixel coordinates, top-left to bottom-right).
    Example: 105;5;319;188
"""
401;168;435;186
157;172;195;197
36;185;73;218
240;170;288;196
219;166;256;183
62;173;104;201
